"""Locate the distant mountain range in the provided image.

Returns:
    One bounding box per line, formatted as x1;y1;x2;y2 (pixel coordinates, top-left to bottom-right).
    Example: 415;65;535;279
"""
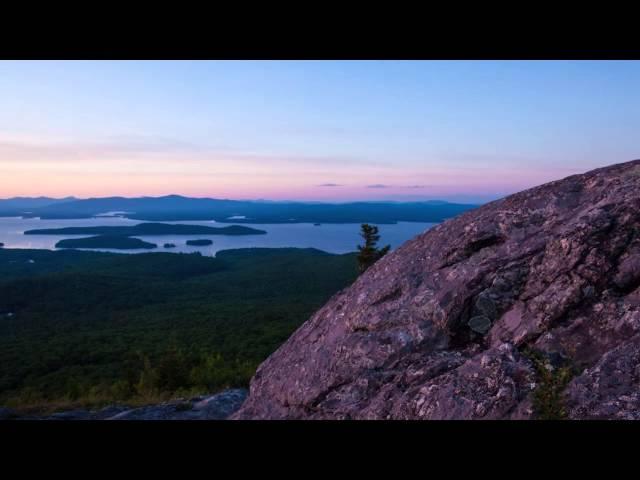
24;223;267;236
0;197;76;212
0;195;478;224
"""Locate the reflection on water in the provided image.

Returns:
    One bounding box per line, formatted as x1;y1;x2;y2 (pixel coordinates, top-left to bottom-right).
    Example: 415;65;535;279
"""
0;216;434;256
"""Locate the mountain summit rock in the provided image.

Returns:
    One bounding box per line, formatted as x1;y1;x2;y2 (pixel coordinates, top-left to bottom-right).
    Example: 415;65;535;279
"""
233;159;640;420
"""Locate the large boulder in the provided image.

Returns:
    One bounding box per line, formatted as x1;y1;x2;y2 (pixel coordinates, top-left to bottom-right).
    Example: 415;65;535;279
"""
233;159;640;419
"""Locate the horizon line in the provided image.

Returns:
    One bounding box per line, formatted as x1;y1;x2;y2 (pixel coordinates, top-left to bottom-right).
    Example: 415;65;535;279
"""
0;193;493;205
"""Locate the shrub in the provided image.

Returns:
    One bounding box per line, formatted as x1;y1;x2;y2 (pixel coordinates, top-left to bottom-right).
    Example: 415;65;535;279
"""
522;348;575;420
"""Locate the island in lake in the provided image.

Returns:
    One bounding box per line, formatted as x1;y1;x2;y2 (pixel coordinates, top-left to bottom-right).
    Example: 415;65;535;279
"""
164;243;176;248
56;236;157;250
186;239;213;246
25;222;267;236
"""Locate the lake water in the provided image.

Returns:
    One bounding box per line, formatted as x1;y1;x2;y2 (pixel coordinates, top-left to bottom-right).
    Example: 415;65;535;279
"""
0;216;434;256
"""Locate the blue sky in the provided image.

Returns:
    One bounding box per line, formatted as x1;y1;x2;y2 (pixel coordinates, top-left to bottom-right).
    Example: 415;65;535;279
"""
1;60;639;202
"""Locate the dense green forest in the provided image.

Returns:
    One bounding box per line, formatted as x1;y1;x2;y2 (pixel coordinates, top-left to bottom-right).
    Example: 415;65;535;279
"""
0;247;357;412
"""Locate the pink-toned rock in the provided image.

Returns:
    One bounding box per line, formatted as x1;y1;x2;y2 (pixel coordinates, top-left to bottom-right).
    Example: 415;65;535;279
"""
233;159;640;420
564;335;640;420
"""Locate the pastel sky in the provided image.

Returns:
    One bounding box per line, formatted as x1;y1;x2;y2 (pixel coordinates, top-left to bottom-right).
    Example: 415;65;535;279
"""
1;60;639;203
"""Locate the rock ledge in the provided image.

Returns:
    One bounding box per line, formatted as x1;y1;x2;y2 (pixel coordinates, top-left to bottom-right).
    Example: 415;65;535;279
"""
234;160;640;420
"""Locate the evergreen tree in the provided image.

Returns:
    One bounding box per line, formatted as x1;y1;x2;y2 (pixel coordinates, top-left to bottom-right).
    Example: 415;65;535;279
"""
356;224;390;274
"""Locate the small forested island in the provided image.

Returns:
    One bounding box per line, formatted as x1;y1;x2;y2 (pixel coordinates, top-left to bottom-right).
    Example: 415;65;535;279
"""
164;243;176;248
0;243;4;248
55;235;157;250
25;222;267;236
186;239;213;246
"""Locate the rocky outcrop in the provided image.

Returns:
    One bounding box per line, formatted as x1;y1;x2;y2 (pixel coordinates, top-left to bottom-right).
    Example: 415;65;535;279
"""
233;159;640;420
4;389;247;420
107;389;247;420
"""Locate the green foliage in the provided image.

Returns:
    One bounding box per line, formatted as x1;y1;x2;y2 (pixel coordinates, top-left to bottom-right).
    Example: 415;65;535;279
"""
135;355;160;401
522;348;575;420
0;247;357;411
356;224;390;274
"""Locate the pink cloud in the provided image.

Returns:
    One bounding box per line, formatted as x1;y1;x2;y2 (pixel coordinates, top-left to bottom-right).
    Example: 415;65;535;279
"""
0;133;596;201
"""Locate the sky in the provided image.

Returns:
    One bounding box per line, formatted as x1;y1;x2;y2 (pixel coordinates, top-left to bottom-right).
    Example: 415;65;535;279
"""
1;60;639;203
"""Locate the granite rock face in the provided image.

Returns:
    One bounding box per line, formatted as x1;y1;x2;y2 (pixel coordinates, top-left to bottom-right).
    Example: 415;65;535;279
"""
233;160;640;420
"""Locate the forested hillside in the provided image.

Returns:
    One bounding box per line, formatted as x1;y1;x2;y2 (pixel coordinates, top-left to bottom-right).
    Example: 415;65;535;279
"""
0;248;357;412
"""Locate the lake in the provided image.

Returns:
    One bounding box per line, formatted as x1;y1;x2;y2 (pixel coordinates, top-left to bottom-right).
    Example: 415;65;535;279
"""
0;216;435;256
